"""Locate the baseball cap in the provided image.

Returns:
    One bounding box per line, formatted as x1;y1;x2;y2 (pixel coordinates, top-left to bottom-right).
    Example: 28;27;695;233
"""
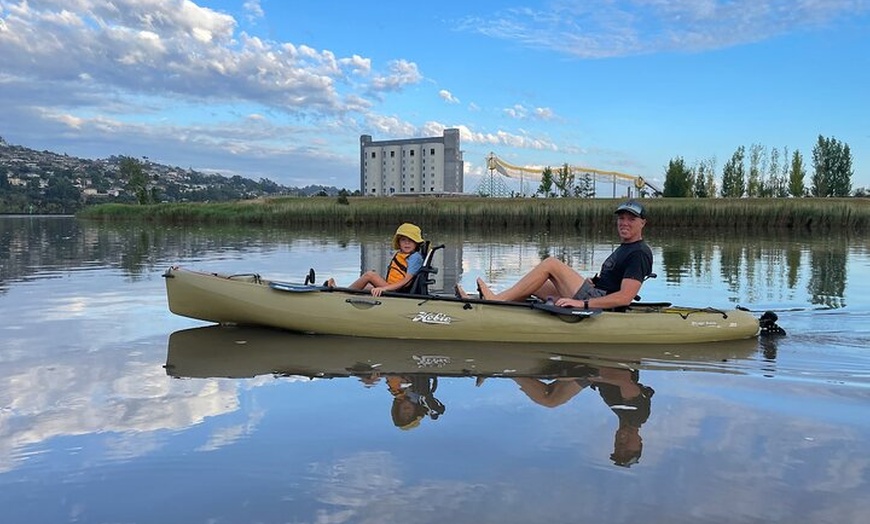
615;200;646;219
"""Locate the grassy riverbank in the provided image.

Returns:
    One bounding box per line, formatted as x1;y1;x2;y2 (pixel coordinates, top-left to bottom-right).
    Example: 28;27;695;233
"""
77;196;870;232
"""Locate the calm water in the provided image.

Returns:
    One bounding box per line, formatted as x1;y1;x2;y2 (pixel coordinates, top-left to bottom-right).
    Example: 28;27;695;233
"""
1;216;869;524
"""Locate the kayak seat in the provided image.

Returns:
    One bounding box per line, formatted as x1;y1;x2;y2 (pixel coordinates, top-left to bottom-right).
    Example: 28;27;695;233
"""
405;241;445;295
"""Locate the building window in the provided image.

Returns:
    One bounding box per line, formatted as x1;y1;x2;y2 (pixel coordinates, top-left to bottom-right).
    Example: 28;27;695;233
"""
410;150;414;156
371;152;376;158
390;151;395;158
430;148;435;155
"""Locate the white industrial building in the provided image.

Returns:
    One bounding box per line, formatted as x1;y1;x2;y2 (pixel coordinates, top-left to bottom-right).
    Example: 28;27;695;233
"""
360;129;464;196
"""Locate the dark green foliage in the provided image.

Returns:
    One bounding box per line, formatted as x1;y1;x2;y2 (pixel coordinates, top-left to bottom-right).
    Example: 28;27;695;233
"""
120;156;151;205
693;163;708;198
721;146;746;198
537;166;555;197
555;163;574;197
789;150;806;197
811;135;853;197
574;172;595;198
663;157;692;197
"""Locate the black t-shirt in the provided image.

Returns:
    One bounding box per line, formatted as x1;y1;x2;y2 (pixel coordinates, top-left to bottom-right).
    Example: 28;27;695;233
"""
591;240;653;293
594;378;655;428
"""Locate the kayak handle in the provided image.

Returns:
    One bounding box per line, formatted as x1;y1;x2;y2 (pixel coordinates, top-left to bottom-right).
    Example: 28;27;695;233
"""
345;298;382;309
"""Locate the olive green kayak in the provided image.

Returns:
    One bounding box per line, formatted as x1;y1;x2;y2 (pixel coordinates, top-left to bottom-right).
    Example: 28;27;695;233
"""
163;266;763;344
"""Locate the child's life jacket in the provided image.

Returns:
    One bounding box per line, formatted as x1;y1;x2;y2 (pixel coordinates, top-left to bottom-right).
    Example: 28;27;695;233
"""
385;251;422;285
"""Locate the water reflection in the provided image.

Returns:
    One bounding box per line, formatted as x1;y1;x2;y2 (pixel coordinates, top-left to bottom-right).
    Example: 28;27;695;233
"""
809;238;848;308
511;366;654;467
2;217;864;312
165;326;759;467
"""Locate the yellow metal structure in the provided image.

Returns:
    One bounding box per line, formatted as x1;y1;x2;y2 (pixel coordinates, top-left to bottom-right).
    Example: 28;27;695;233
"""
481;153;661;197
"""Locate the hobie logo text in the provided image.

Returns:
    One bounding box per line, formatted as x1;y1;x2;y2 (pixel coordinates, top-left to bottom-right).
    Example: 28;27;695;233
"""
412;312;452;325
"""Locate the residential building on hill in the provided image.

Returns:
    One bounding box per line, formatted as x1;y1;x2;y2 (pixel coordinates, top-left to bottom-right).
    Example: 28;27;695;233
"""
360;129;464;196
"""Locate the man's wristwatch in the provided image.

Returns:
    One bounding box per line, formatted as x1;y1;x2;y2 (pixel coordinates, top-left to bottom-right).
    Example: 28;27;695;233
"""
583;299;589;310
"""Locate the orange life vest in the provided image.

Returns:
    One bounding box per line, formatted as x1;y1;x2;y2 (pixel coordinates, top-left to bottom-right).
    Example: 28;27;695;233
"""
385;251;413;285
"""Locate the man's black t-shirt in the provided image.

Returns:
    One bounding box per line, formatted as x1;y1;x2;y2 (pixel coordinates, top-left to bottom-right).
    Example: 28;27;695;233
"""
591;240;653;293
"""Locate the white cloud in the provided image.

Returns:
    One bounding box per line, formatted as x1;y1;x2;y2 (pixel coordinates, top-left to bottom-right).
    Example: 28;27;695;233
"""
243;0;265;22
504;104;528;119
455;124;559;151
370;59;423;92
534;107;555;120
455;0;870;57
502;104;555;121
0;0;409;116
439;89;460;104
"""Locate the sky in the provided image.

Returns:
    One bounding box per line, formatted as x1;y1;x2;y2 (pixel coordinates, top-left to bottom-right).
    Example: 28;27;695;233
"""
1;0;869;193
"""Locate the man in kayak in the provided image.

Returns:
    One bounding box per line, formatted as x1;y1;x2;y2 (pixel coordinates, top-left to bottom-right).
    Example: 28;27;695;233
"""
458;200;653;310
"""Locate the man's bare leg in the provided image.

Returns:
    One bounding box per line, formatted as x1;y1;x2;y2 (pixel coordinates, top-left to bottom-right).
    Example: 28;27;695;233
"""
477;258;585;301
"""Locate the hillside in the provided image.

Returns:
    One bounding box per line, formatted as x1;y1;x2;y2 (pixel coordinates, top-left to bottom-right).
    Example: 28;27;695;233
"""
0;136;345;214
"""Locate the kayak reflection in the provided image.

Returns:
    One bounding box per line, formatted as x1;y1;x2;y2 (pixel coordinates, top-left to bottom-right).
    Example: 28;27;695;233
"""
164;325;760;380
164;326;754;463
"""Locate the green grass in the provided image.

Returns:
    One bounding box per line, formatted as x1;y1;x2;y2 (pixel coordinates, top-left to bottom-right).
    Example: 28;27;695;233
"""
77;196;870;232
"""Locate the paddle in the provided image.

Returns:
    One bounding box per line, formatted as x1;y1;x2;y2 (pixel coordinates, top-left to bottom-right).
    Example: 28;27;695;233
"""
530;301;601;323
269;281;326;293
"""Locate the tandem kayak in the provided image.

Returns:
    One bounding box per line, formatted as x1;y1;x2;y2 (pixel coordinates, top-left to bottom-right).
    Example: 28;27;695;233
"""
163;266;777;344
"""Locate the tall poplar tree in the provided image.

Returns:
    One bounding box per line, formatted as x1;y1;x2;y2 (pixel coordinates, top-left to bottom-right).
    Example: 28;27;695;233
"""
720;146;746;198
120;156;151;205
788;150;806;197
812;135;853;197
555;163;575;198
537;166;555;197
693;162;708;198
747;144;764;197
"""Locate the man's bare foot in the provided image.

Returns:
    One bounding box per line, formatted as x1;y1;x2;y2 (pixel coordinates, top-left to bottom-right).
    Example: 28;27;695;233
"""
454;283;469;299
476;277;495;300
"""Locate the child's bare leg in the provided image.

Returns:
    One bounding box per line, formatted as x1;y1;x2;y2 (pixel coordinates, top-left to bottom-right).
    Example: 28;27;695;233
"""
348;270;388;290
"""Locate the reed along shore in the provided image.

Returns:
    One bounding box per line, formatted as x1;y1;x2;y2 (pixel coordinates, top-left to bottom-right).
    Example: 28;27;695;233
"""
77;196;870;233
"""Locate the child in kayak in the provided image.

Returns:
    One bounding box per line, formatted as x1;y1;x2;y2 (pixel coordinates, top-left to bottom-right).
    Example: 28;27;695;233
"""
326;222;424;296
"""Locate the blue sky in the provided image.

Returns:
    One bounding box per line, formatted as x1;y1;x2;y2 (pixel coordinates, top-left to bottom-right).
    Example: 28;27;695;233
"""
1;0;868;192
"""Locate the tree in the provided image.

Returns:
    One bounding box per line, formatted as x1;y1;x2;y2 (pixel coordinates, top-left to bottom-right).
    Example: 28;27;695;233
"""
555;163;574;197
788;150;806;197
702;157;718;198
537;167;555;197
811;135;853;197
120;156;151;205
574;172;594;198
769;146;790;197
663;157;692;197
720;146;746;198
762;147;779;197
693;162;708;198
747;143;764;197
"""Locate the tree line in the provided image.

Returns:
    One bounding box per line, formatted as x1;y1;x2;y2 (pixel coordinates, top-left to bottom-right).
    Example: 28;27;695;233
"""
663;135;859;198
